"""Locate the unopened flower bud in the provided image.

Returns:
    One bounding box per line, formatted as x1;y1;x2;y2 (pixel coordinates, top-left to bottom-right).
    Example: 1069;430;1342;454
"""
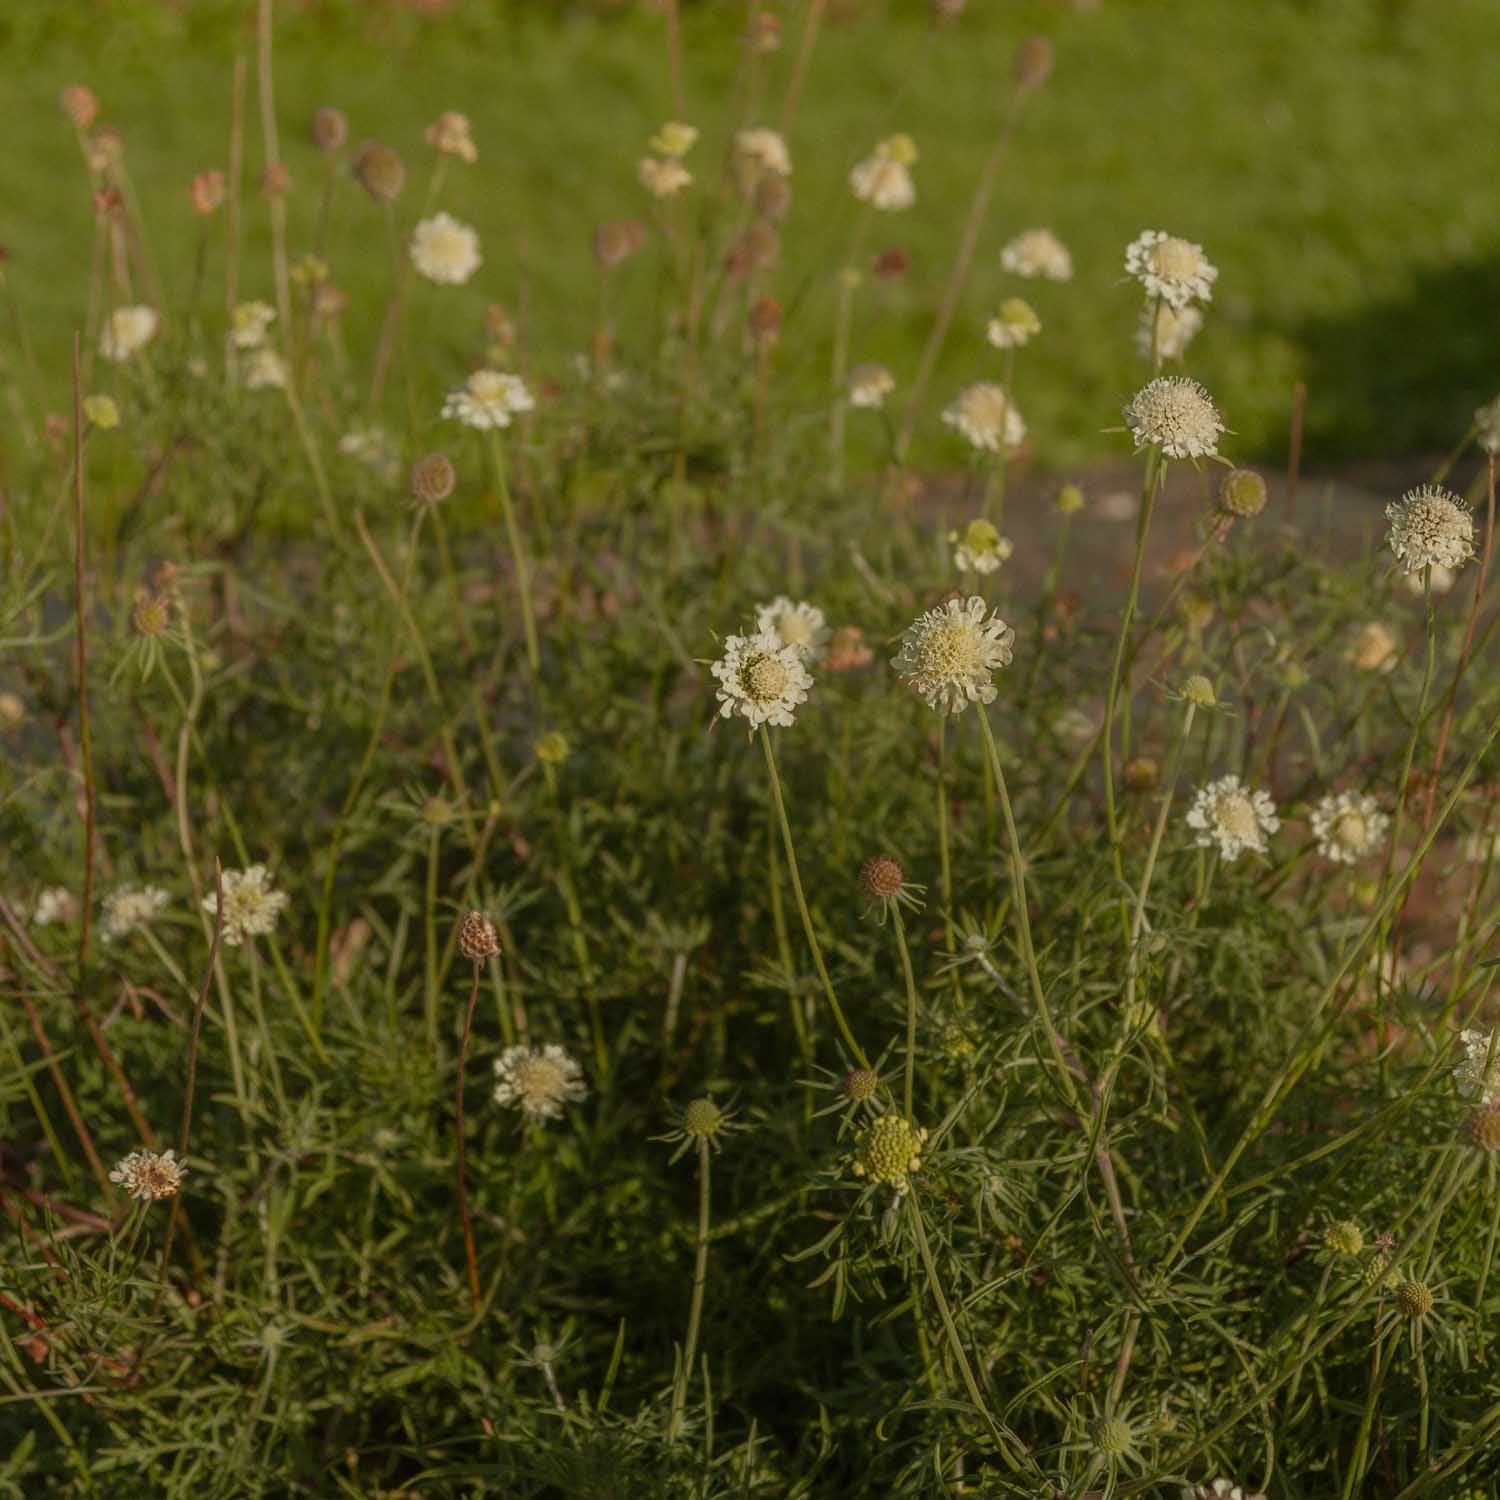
683;1097;724;1138
1396;1280;1433;1319
1182;674;1216;708
59;84;99;131
261;161;290;199
189;170;226;215
353;141;405;203
1124;757;1159;792
311;106;348;152
1014;34;1054;90
1221;467;1268;518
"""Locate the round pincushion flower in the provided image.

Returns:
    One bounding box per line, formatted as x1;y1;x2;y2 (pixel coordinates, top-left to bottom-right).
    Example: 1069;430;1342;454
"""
849;138;916;212
1185;774;1279;862
848;363;895;409
1396;1280;1434;1319
893;595;1015;715
1385;485;1475;576
943;382;1026;453
1124;377;1224;459
1219;467;1267;518
1323;1220;1364;1256
638;157;693;198
110;1148;187;1201
850;1113;927;1194
205;865;289;946
1125;229;1218;310
99;305;159;362
1310;790;1389;865
949;518;1013;574
999;227;1072;282
410;452;456;507
754;597;829;661
442;370;534;431
986;297;1041;350
493;1044;588;1124
711;628;813;732
410;213;482;286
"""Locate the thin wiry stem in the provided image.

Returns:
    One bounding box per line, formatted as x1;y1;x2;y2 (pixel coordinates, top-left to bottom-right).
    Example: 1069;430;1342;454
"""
668;1136;711;1442
456;962;483;1311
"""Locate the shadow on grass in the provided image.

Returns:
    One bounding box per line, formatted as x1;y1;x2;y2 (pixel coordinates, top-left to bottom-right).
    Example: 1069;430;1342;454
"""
1291;249;1500;465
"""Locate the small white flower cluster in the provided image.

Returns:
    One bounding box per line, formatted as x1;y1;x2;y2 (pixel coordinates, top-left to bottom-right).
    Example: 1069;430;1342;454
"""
849;134;916;212
101;885;170;942
892;595;1015;715
948;518;1013;575
1185;774;1279;862
1124;376;1224;459
943;382;1026;453
442;370;535;431
1125;229;1218;311
1453;1028;1500;1104
204;864;289;947
494;1044;589;1123
410;212;483;286
999;227;1072;282
1385;484;1475;576
1309;790;1388;865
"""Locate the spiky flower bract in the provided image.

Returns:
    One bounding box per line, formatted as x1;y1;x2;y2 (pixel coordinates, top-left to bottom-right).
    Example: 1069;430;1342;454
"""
892;595;1015;715
711;628;813;732
1125;229;1218;309
1124;376;1224;458
493;1044;588;1124
1385;485;1475;575
1184;774;1279;862
1310;790;1389;864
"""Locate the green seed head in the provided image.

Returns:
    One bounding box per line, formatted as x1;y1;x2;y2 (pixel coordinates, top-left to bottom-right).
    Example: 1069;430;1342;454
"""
1182;674;1216;708
842;1068;879;1102
1323;1220;1364;1257
1396;1280;1434;1319
851;1114;927;1191
682;1098;723;1139
1093;1416;1133;1457
1220;466;1268;518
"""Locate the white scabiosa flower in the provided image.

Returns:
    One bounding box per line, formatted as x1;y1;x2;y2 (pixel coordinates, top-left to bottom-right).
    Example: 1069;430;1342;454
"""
735;127;792;181
849;135;917;211
99;305;159;362
243;348;288;391
109;1148;187;1201
948;518;1013;574
1125;229;1218;310
101;886;170;942
1453;1028;1500;1103
1136;300;1203;361
410;212;482;286
1124;376;1224;459
1310;790;1389;865
32;887;75;926
230;301;276;349
638;156;693;198
1185;774;1279;862
999;227;1072;282
755;597;829;661
711;628;813;732
848;363;895;409
442;369;535;431
1346;621;1399;674
986;297;1041;350
493;1043;588;1124
1475;395;1500;455
892;595;1015;715
1385;485;1476;576
206;865;289;946
942;383;1026;453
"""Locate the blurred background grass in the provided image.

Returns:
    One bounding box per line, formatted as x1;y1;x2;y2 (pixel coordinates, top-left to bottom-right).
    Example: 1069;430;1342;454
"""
1;0;1497;470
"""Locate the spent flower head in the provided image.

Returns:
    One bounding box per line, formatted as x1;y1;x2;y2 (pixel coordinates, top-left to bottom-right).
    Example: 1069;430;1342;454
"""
1185;774;1279;862
859;854;926;922
110;1148;186;1201
1310;790;1389;865
1124;377;1224;459
493;1044;588;1124
1453;1029;1500;1104
1385;485;1475;576
457;910;501;963
821;625;874;672
1125;229;1218;310
848;363;895;409
205;865;289;946
892;595;1015;715
710;628;813;733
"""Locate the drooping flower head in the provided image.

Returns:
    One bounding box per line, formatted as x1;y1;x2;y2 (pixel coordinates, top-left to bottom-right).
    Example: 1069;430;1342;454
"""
101;886;169;942
493;1044;588;1124
999;227;1073;282
1136;300;1203;362
711;629;813;732
410;213;482;285
942;382;1026;453
948;518;1013;574
441;370;535;431
848;363;895;409
1310;790;1389;865
1453;1029;1500;1104
110;1148;187;1201
986;297;1041;350
754;597;829;661
1385;485;1475;576
1185;774;1279;862
892;595;1015;715
1125;229;1218;310
205;865;289;946
1124;376;1224;459
99;305;159;362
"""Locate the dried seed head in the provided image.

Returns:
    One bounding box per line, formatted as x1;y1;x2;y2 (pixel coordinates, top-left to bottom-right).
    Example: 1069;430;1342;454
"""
1014;34;1054;90
109;1148;186;1201
861;855;906;903
1124;757;1159;792
353;141;405;203
1093;1416;1134;1457
682;1098;724;1138
592;218;647;269
1464;1101;1500;1152
748;296;782;343
60;84;99;131
842;1067;879;1102
189;169;226;215
1323;1219;1364;1256
1220;467;1268;518
410;452;456;507
311;106;348;152
1396;1280;1434;1319
457;910;501;964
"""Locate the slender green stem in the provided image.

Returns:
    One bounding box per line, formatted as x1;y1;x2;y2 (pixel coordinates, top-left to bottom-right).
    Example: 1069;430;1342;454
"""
759;725;868;1067
487;431;542;680
892;904;920;1118
456;963;482;1310
668;1136;712;1442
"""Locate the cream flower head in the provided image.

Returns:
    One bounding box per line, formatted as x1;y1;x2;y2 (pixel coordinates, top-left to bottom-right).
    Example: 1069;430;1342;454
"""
1124;376;1224;459
892;595;1015;715
101;885;170;942
986;297;1041;350
493;1044;588;1124
1125;229;1218;310
1310;790;1389;865
734;127;791;190
205;864;289;946
638;157;693;198
1346;621;1399;674
648;121;698;157
848;363;895;409
110;1148;187;1201
424;111;477;163
1185;774;1279;862
1137;300;1203;362
410;213;483;286
1475;395;1500;456
231;300;277;350
1453;1029;1500;1104
999;227;1073;282
32;887;75;926
100;305;159;362
754;597;829;661
850;138;916;211
243;348;288;391
942;383;1026;453
1385;485;1475;576
442;370;535;431
949;518;1013;574
711;628;813;732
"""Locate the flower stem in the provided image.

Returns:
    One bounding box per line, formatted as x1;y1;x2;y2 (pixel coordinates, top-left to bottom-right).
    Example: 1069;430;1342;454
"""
668;1136;712;1442
892;904;920;1119
456;963;482;1311
487;430;542;680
